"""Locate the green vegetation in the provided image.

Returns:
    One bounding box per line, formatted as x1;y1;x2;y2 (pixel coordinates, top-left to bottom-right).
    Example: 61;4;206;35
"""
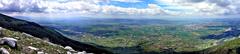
63;21;227;53
30;18;240;54
204;37;240;54
0;14;112;54
0;28;67;54
7;13;240;54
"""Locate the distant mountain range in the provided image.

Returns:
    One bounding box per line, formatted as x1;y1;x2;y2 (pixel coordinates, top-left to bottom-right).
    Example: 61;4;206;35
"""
0;13;112;54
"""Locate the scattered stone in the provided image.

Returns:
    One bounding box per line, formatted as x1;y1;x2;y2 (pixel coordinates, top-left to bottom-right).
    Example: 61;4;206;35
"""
22;33;33;37
0;37;18;48
0;27;3;35
64;46;75;52
0;27;3;30
0;47;10;54
67;51;72;54
23;46;38;54
64;46;94;54
77;51;87;54
14;37;19;39
37;51;45;54
27;46;39;51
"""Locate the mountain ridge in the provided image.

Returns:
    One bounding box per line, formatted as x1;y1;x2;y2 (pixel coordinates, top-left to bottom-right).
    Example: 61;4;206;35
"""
0;13;112;54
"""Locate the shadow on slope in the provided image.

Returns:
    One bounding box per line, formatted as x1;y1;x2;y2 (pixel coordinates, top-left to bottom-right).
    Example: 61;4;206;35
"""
0;14;112;54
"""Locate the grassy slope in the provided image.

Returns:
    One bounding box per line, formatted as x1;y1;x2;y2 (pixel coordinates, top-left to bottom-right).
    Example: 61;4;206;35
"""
0;28;67;54
204;38;240;54
0;13;112;54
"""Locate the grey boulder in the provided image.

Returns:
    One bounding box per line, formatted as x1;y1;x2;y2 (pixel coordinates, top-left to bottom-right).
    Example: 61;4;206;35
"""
0;37;18;48
0;47;10;54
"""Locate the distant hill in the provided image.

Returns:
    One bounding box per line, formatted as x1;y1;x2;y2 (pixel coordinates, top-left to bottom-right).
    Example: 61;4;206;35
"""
0;13;111;54
179;38;240;54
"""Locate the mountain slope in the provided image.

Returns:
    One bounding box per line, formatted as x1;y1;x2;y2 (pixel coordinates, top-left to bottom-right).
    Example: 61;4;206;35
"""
0;14;111;54
201;38;240;54
0;27;67;54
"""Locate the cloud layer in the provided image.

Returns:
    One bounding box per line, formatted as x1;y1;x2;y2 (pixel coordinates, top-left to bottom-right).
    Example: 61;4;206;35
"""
157;0;240;15
0;0;239;18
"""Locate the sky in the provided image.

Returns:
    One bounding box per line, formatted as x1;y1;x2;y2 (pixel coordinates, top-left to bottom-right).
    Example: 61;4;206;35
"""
0;0;240;18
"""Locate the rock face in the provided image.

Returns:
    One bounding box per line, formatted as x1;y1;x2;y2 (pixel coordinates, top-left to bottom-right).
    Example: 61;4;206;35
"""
0;37;17;48
0;47;9;54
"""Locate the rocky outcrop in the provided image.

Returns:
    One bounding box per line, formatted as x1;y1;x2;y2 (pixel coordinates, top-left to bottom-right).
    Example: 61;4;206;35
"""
0;27;68;54
0;37;18;48
0;47;9;54
0;37;13;54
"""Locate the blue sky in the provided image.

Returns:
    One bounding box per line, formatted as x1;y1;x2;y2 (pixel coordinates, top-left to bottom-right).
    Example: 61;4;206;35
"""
0;0;239;18
105;0;156;8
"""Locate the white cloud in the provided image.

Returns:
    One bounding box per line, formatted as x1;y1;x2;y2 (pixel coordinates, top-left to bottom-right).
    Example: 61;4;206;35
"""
0;0;167;18
112;0;142;3
0;0;239;18
157;0;240;16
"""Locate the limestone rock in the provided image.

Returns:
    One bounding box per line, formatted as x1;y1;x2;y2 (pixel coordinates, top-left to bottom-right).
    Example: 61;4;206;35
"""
77;51;87;54
0;27;3;30
27;46;39;51
37;51;45;54
64;46;75;52
0;47;9;54
0;37;18;48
